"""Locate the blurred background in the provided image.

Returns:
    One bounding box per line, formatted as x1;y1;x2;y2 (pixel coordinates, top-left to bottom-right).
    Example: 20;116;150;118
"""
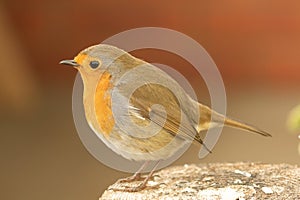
1;1;300;199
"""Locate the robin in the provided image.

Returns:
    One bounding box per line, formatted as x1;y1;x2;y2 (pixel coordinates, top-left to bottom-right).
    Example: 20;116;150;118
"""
60;44;271;192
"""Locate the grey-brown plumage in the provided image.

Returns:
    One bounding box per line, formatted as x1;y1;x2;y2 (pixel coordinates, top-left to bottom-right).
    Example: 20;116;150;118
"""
60;44;271;192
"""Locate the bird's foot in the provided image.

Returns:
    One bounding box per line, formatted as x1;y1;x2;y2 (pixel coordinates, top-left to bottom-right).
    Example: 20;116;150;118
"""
116;173;160;184
116;173;144;183
109;178;161;192
110;181;147;192
109;161;161;192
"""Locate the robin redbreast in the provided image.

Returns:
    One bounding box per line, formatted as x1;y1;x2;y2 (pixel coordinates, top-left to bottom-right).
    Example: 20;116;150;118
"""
60;44;271;192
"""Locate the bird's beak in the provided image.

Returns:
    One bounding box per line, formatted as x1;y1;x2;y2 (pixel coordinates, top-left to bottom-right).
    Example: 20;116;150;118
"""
59;59;79;67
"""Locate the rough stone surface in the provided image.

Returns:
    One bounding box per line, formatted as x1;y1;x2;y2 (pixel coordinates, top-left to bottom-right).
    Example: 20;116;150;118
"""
100;162;300;200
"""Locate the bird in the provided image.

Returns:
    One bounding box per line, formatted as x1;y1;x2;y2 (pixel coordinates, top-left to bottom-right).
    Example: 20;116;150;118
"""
60;44;271;192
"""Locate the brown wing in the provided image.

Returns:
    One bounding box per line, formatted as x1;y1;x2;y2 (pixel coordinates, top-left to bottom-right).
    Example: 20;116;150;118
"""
128;83;211;152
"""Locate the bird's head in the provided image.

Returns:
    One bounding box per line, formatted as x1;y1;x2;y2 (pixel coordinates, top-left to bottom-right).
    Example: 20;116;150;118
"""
60;44;135;78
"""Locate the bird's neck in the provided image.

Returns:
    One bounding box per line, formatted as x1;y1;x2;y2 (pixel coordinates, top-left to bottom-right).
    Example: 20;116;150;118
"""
80;71;114;138
79;72;101;130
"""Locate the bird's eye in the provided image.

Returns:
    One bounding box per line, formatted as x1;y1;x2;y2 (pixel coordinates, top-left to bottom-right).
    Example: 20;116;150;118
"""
89;61;99;69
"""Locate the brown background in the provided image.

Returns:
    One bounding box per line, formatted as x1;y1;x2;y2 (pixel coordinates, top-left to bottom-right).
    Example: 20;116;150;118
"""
1;1;299;200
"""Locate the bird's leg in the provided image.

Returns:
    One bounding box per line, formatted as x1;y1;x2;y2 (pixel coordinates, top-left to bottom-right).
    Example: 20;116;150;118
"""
119;161;160;192
117;161;149;183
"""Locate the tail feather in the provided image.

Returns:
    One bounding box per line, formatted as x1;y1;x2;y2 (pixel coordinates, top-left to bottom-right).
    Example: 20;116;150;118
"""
198;104;271;137
224;118;272;137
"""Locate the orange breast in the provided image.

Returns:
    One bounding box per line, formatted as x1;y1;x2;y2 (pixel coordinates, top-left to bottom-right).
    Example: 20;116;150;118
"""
94;71;115;137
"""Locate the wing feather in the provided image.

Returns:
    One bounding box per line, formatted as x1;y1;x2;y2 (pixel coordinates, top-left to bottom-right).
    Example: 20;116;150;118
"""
128;83;211;152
